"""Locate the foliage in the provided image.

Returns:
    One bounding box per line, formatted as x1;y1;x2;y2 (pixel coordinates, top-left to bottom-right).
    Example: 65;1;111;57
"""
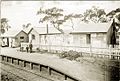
1;18;11;34
59;50;82;60
107;8;120;18
64;13;83;29
36;48;40;52
59;51;68;58
115;13;120;21
36;6;120;31
82;6;108;23
37;7;83;31
37;6;120;29
106;8;120;23
37;7;64;30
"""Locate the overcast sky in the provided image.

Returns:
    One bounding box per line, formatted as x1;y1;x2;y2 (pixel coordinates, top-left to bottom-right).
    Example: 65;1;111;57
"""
1;1;120;30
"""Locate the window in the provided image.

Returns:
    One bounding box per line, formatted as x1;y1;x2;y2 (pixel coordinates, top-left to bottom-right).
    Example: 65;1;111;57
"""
32;34;35;39
86;34;91;44
20;36;24;39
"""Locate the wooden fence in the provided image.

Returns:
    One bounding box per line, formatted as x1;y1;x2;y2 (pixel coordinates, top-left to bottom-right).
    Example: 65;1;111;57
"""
21;43;120;59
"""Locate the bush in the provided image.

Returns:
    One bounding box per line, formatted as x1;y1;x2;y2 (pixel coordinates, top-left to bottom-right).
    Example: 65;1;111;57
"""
59;50;81;60
78;52;83;57
67;50;80;60
59;51;68;58
36;48;40;52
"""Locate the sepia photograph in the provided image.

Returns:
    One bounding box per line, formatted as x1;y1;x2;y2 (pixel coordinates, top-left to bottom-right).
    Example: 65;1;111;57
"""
0;0;120;81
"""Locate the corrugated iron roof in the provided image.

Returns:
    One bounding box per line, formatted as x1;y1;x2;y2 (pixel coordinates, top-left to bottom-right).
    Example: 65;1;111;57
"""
70;22;112;33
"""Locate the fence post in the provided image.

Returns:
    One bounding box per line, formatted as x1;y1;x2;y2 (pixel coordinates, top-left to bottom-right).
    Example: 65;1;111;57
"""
23;61;26;67
11;58;14;64
64;75;67;80
6;57;9;62
1;56;4;61
30;63;33;69
39;65;42;71
18;59;19;65
48;66;51;75
4;56;6;62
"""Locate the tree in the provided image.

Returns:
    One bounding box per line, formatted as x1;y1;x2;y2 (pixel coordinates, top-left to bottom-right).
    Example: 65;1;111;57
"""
64;14;83;29
115;13;120;21
106;8;120;48
37;7;64;32
1;18;10;34
107;8;120;17
107;8;120;22
37;7;83;32
82;6;108;23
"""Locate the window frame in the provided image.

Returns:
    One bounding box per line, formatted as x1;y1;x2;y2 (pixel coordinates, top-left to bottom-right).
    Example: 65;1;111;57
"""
86;34;91;44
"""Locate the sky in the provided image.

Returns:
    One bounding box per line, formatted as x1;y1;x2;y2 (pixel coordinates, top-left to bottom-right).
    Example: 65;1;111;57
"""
1;1;120;30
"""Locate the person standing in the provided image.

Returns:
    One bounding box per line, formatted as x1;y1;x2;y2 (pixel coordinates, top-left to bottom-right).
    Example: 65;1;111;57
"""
26;45;29;53
29;43;33;53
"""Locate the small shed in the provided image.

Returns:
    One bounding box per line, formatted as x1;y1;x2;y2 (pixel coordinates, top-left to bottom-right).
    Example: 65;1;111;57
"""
1;29;28;47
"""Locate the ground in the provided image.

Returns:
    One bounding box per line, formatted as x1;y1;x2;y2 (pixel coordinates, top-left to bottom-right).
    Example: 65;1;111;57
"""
0;47;106;81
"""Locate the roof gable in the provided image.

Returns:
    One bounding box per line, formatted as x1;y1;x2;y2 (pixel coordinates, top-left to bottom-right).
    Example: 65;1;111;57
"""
16;30;27;37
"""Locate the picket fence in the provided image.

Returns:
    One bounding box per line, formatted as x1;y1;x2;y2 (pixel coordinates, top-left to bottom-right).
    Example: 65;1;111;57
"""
21;43;120;59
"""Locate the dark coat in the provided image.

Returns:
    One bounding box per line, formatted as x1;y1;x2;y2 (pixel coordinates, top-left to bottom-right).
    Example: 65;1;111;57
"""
29;44;33;49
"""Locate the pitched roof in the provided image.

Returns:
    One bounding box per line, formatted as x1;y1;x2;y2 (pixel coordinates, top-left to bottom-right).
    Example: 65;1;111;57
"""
23;27;33;34
1;29;24;37
70;23;112;34
33;26;61;35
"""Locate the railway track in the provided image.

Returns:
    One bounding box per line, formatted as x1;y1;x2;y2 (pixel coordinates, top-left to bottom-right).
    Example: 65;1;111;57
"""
1;68;28;81
1;62;55;81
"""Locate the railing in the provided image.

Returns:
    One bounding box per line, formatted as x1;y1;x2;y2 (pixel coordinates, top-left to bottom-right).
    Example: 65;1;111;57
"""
0;55;81;81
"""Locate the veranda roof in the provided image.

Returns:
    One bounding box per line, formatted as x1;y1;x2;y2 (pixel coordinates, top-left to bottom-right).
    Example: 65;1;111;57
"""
1;29;23;37
32;26;61;35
